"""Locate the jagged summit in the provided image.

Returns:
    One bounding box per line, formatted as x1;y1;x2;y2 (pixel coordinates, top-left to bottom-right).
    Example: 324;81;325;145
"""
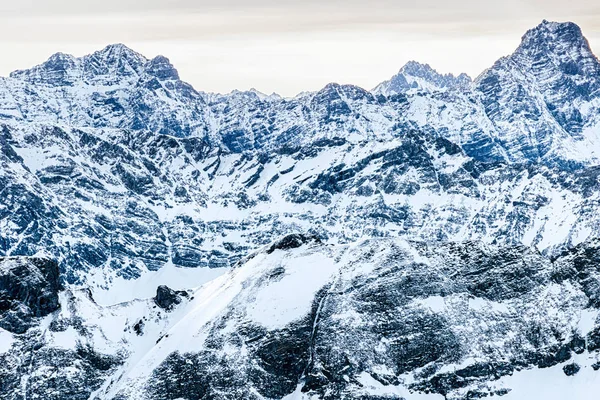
43;52;78;65
0;42;202;136
85;43;147;70
90;43;147;61
474;19;600;159
521;19;586;44
8;43;181;85
474;20;596;78
247;88;282;101
79;44;147;84
515;20;597;65
98;42;142;56
401;60;471;83
145;55;180;80
373;60;471;96
9;51;81;85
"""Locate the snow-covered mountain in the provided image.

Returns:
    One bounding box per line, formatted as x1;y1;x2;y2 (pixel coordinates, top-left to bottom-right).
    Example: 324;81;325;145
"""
0;44;211;138
1;20;599;167
1;19;600;400
473;20;600;167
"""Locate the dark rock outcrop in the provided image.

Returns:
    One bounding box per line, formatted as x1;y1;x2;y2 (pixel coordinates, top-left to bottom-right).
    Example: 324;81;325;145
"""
0;257;61;333
266;234;321;254
154;285;188;311
134;238;600;399
563;363;581;376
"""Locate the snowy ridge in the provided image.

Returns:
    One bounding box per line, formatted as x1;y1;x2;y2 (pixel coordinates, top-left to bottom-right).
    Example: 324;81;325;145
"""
0;21;598;168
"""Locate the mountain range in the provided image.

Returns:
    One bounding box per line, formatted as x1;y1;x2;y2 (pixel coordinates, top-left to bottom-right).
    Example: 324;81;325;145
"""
1;19;600;400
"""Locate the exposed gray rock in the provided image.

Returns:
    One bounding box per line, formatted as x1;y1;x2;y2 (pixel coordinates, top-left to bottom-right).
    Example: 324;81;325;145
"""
0;257;61;333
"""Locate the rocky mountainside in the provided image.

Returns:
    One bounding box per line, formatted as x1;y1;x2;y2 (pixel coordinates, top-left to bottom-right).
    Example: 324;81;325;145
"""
1;19;600;399
2;237;600;399
2;120;600;301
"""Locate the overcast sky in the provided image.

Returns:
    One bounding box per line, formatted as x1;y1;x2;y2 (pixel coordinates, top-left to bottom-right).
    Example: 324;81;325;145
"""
0;1;599;96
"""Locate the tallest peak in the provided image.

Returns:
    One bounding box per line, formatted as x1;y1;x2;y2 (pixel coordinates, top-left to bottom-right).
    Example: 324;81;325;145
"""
521;20;584;43
84;43;148;80
514;20;592;63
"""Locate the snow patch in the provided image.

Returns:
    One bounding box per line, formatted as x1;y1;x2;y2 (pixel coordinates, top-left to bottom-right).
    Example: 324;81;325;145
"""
0;328;14;353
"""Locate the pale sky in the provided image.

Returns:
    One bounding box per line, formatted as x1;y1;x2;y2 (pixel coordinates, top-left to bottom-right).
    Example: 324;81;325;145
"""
0;1;599;96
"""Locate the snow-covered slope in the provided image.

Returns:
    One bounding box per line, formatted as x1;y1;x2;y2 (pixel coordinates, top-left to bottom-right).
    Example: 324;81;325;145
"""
3;120;600;300
3;237;600;399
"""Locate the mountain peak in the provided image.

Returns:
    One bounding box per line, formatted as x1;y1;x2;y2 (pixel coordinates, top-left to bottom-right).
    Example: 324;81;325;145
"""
45;52;77;65
101;43;133;51
9;51;80;84
400;61;436;76
537;19;580;33
39;52;79;74
8;43;150;85
510;19;600;80
401;61;471;84
94;43;146;59
84;43;148;78
247;88;282;101
374;61;471;96
474;19;600;149
518;20;589;53
145;55;180;80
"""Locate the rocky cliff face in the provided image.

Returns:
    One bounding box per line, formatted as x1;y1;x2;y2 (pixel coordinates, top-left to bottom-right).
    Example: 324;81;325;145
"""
131;237;600;400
